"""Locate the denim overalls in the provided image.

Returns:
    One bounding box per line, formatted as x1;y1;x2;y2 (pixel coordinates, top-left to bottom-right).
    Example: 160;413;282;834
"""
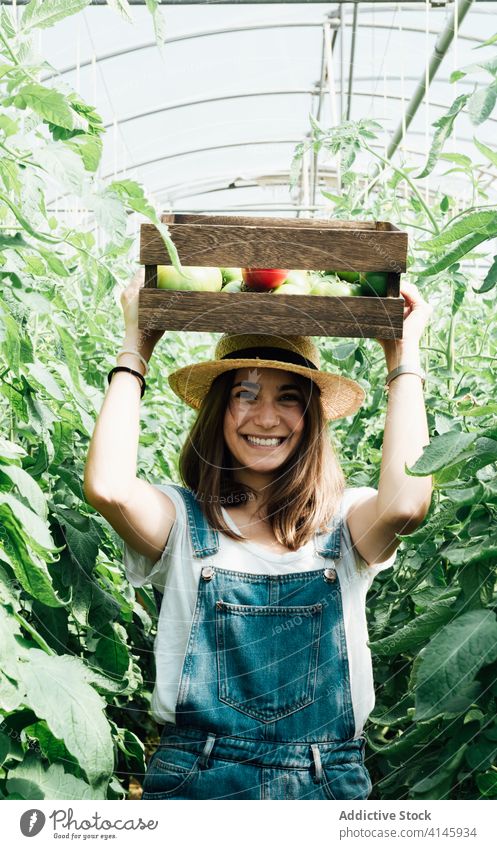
142;485;372;801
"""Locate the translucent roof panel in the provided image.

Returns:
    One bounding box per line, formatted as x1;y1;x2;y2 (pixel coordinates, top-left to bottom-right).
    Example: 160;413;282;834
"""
32;1;497;215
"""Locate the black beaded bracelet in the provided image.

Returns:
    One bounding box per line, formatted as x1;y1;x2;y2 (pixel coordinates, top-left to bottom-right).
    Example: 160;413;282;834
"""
107;366;146;398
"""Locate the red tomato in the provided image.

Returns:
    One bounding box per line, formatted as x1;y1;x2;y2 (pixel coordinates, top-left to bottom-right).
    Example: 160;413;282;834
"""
241;268;289;291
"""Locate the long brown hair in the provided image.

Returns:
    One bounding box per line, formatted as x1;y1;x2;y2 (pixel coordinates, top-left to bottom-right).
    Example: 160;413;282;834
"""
178;368;345;551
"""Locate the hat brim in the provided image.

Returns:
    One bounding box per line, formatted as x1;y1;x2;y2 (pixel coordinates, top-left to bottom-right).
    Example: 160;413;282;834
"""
168;357;365;422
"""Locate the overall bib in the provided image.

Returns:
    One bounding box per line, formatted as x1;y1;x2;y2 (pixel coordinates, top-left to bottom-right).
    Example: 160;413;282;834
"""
142;485;372;801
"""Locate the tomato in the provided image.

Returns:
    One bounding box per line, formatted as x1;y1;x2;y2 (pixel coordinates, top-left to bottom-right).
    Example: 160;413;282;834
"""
241;268;289;291
360;272;388;297
221;280;243;293
272;283;306;295
157;265;223;292
309;278;354;297
338;270;367;285
283;270;311;292
221;268;242;284
324;269;361;285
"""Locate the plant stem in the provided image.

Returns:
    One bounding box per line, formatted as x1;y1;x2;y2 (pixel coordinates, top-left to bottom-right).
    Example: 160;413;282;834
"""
398;221;435;235
446;310;456;400
14;612;55;655
0;140;44;170
0;375;23;394
458;355;497;361
362;142;440;234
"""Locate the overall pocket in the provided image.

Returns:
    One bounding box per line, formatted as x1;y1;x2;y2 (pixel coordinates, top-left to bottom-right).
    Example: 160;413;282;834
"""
141;748;201;800
321;760;372;801
215;600;323;723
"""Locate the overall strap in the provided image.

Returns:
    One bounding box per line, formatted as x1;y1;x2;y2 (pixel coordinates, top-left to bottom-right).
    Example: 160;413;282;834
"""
167;484;220;557
314;517;342;560
153;484;220;614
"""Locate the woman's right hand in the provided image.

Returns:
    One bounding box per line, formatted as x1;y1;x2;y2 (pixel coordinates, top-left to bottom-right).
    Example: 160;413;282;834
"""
120;267;165;355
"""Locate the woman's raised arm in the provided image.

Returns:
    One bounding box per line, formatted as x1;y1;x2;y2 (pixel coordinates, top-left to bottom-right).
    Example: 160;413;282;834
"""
347;281;433;566
375;280;433;523
83;268;162;504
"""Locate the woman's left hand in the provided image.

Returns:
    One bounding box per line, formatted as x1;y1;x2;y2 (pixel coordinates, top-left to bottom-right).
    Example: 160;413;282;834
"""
375;280;433;364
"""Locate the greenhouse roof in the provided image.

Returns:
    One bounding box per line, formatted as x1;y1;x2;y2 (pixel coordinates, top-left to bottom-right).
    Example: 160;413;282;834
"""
13;0;497;216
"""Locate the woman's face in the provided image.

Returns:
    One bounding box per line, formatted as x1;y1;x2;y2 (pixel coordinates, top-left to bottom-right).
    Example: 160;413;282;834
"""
223;367;306;478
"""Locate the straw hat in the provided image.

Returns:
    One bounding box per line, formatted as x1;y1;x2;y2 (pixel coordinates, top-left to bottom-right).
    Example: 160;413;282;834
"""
168;333;365;421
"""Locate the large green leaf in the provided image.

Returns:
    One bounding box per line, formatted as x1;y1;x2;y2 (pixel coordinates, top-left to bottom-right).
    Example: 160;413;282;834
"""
0;190;60;244
37;141;87;194
473;136;497;168
0;504;61;606
19;650;114;786
451;56;497;81
415;610;497;720
0;463;48;519
0;438;27;462
369;599;456;657
31;601;69;653
420;211;497;250
93;624;130;679
0;492;55;551
368;720;439;761
468;81;497;125
444;538;497;566
406;431;477;476
25;362;65;402
13;84;78;131
477;772;497;798
0;298;21;374
6;751;105;800
416;95;468;179
108;179;182;270
0;606;25;680
56;507;102;575
396;502;460;545
410;744;467;797
90;189;128;243
56;549;121;630
474;254;497;294
21;0;92;32
65;134;103;172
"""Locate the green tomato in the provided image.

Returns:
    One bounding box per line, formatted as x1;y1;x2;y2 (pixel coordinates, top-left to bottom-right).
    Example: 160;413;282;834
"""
221;267;242;284
336;270;365;285
310;278;354;297
157;265;223;292
283;270;311;292
348;283;363;297
221;280;243;293
272;283;306;295
360;272;388;297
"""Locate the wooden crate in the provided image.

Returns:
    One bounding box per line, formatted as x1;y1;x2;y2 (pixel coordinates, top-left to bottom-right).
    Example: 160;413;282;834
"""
138;214;407;339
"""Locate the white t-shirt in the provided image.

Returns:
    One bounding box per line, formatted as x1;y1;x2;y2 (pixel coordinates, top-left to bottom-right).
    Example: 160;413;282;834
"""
123;484;397;739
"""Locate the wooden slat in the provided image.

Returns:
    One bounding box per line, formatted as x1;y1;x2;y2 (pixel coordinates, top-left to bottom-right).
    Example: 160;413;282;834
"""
138;290;404;339
161;213;387;231
140;223;407;273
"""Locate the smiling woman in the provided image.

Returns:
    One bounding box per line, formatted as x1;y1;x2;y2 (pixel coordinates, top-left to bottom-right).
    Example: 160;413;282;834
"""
85;272;433;800
175;337;354;551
